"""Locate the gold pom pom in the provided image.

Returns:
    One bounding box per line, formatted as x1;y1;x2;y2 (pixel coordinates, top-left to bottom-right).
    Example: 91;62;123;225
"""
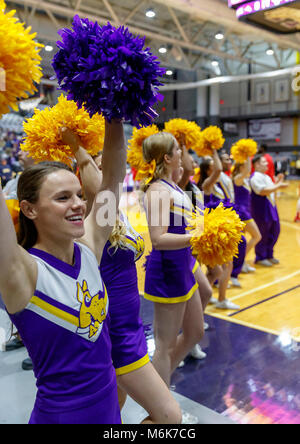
187;203;245;268
0;3;43;117
164;118;201;151
195;126;225;157
231;138;257;164
21;94;105;166
127;124;159;176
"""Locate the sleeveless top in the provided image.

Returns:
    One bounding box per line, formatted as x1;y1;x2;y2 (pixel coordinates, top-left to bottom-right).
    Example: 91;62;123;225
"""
250;172;278;222
204;182;227;208
233;178;252;222
144;179;197;303
9;242;116;413
100;212;145;304
185;181;205;214
158;179;193;235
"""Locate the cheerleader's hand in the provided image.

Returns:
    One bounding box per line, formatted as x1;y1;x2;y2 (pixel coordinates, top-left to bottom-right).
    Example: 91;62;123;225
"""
276;173;284;183
59;127;82;154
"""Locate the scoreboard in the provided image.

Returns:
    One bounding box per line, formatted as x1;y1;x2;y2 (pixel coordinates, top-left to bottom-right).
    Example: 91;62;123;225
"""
228;0;300;33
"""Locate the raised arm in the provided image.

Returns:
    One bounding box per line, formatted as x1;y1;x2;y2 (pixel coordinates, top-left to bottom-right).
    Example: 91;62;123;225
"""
202;150;222;195
0;185;37;314
60;127;103;216
233;158;251;186
80;120;126;262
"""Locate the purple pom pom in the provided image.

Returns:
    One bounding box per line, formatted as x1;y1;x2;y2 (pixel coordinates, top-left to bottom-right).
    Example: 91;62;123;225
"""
52;17;166;127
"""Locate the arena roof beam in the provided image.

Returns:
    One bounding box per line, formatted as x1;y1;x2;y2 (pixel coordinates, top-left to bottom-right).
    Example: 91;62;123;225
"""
151;0;300;52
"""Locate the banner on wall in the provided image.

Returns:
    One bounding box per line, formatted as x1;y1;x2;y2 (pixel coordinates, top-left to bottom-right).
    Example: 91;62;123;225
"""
248;117;281;140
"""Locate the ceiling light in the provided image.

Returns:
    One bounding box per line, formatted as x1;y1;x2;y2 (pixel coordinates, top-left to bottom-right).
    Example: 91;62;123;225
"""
211;60;219;67
146;9;156;18
159;46;167;54
215;33;224;40
45;45;53;52
266;48;274;55
166;70;173;76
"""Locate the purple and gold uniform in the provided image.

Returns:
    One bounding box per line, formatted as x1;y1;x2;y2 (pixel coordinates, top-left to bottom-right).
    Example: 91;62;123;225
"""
204;177;246;276
250;171;280;262
233;179;253;223
185;181;204;274
144;179;198;303
8;242;121;424
100;213;150;376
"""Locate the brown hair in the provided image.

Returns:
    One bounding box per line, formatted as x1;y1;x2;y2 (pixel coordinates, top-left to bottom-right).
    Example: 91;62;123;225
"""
232;162;243;179
197;157;213;189
141;132;177;192
17;161;72;250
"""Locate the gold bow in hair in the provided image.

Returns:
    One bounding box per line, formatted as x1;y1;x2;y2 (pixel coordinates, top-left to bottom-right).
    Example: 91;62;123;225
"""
5;199;20;233
136;159;156;185
192;167;200;184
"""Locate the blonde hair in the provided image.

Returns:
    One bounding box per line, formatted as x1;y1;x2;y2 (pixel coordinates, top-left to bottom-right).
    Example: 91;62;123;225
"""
108;217;127;254
141;132;177;192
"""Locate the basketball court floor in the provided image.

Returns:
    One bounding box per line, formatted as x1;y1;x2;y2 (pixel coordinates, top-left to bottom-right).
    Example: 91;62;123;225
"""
0;180;299;424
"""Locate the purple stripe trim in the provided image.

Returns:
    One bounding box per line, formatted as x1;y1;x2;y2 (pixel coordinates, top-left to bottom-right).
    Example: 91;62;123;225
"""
33;289;80;318
172;202;191;212
29;243;81;280
160;179;184;194
229;285;300;317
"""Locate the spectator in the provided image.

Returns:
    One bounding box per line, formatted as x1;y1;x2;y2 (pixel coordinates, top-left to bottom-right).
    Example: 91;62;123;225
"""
0;155;13;186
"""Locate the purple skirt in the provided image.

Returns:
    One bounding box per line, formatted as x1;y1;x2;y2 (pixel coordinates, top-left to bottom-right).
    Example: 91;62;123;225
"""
109;292;149;376
100;243;149;376
144;248;198;304
236;204;253;222
29;385;121;424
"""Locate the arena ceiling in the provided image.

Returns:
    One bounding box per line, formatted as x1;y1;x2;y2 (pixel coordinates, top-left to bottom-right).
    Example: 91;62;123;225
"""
5;0;300;80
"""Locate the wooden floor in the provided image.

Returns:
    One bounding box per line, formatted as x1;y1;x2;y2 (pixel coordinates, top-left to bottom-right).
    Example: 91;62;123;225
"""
121;180;300;342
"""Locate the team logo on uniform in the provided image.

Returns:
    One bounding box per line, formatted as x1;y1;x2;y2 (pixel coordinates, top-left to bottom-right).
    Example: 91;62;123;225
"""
76;280;107;339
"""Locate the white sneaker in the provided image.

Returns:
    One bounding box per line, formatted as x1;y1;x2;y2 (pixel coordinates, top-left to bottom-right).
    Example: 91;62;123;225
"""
241;263;249;273
214;283;231;289
269;258;280;264
241;263;256;273
181;410;199;424
189;344;207;360
231;277;241;288
216;299;240;310
256;259;273;267
209;297;218;304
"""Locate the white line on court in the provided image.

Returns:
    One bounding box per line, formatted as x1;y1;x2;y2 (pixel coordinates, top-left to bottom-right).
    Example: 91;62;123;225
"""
230;270;300;302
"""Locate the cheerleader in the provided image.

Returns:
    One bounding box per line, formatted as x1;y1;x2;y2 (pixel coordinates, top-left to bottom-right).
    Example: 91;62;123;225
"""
218;153;247;287
81;153;181;424
250;154;288;266
142;132;204;387
232;157;262;272
198;151;240;310
176;148;212;361
0;120;126;424
98;213;181;424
